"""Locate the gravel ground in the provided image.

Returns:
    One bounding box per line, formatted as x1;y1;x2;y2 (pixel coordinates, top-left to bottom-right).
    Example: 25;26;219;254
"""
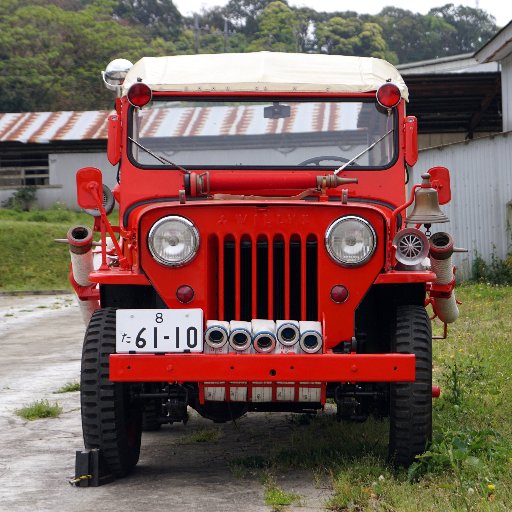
0;295;329;512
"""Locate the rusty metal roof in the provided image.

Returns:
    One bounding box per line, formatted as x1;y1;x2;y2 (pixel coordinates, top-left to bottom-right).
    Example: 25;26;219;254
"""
0;103;363;144
0;111;109;144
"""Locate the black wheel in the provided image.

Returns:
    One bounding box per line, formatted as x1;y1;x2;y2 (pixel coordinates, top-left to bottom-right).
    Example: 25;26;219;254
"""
80;308;142;477
388;305;432;467
142;399;162;431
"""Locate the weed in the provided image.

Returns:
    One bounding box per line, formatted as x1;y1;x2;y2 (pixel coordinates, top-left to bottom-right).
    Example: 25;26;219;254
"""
273;414;387;470
15;400;62;421
442;353;485;406
263;476;300;511
54;382;80;393
177;428;222;444
229;455;269;478
472;251;512;285
408;427;510;510
409;428;507;480
2;186;37;211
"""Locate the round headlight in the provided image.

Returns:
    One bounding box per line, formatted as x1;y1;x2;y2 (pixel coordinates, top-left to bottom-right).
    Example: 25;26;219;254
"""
148;216;199;267
325;216;376;266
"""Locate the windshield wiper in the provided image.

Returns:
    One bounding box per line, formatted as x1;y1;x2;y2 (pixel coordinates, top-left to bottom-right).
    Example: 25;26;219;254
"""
333;128;394;175
128;137;190;174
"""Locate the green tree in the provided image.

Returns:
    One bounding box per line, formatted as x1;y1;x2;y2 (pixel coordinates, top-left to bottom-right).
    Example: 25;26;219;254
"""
316;16;395;61
0;1;154;111
223;0;282;36
377;5;497;62
114;0;182;39
247;1;298;52
377;7;457;62
428;3;497;53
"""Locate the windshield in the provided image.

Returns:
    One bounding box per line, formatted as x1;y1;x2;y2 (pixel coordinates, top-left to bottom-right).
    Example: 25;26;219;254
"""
129;97;397;170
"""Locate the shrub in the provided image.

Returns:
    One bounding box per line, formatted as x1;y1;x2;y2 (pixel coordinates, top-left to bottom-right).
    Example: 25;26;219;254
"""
472;252;512;285
2;186;38;211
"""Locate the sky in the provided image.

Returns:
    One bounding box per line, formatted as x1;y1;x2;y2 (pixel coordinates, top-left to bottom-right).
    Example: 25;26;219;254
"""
172;0;512;27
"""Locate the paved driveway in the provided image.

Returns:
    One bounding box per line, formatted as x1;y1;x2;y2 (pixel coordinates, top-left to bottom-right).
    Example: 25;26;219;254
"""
0;295;328;512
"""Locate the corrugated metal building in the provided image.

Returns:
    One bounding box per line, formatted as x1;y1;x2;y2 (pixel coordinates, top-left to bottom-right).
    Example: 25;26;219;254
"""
413;132;512;278
412;21;512;277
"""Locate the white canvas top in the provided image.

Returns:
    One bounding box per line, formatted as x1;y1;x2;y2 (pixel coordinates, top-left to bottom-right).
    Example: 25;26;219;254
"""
123;52;409;101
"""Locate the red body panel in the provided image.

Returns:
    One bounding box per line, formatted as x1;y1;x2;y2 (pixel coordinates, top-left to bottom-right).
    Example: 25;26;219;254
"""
109;353;415;383
73;89;438;388
117;94;409;223
137;201;387;348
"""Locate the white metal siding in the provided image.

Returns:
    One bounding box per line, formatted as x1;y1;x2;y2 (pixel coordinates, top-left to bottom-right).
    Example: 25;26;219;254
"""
502;54;512;132
413;132;512;278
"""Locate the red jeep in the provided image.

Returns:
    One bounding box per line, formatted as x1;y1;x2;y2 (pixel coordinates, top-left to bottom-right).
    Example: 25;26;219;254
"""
68;52;458;477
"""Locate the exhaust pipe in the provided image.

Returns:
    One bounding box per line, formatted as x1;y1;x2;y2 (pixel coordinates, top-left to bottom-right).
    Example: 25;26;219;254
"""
299;321;323;354
228;321;252;352
252;319;277;353
67;226;98;323
429;232;459;324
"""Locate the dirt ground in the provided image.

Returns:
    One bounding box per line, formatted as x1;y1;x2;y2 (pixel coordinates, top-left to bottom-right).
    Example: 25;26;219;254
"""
0;295;330;512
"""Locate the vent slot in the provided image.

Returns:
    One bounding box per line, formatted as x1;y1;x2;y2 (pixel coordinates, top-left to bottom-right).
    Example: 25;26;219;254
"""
218;234;318;322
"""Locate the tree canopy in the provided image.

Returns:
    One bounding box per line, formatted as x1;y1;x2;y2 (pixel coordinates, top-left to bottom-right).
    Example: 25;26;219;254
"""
0;0;499;112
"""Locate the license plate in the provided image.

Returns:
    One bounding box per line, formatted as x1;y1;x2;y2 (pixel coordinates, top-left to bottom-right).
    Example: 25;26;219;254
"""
116;309;203;353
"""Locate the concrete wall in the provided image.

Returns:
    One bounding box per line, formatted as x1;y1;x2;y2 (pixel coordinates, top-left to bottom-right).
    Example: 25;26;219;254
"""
0;152;117;209
413;131;512;278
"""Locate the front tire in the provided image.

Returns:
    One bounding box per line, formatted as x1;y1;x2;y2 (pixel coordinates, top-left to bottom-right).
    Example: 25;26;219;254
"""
388;305;432;467
80;308;142;477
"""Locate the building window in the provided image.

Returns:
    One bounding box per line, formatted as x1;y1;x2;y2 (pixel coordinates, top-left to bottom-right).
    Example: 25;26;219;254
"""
0;154;49;189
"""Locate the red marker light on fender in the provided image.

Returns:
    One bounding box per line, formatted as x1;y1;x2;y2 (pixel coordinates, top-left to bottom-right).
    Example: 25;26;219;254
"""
331;285;349;303
176;285;194;304
127;82;152;107
376;82;401;109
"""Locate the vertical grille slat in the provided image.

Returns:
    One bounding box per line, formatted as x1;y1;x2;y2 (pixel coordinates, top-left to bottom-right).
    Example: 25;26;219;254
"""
218;234;318;322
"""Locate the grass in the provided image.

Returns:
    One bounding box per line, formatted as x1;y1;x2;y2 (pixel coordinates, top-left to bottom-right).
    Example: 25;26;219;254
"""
0;206;92;291
177;428;223;444
54;382;80;393
15;400;63;421
264;477;301;511
228;284;512;511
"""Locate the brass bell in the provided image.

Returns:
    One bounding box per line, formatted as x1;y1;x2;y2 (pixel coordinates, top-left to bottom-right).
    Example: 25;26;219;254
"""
406;173;449;224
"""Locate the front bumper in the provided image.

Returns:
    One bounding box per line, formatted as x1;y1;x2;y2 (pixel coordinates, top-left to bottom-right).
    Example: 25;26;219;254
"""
109;352;415;382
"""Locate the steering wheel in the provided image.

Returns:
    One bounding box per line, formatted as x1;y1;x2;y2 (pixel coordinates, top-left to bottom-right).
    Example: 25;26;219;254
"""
298;155;352;166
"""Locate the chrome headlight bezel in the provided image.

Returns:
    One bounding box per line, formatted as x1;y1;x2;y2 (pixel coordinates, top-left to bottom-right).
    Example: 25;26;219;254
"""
148;216;199;267
325;216;377;267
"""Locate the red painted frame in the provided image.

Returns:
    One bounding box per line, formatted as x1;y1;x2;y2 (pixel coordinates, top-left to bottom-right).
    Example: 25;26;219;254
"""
109;353;415;383
73;87;439;389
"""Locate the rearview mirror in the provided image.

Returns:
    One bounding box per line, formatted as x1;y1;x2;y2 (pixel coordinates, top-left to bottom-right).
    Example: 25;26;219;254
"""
264;103;291;119
76;167;103;210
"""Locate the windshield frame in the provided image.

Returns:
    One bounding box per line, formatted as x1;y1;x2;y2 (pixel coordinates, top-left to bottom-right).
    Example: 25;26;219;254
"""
126;94;399;172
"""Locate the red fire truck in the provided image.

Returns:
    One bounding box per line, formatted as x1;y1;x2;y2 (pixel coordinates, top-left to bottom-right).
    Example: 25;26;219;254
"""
68;52;459;477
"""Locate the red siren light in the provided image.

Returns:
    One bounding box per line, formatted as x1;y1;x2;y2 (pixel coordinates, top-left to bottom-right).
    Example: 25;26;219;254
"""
127;82;152;107
376;82;401;109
